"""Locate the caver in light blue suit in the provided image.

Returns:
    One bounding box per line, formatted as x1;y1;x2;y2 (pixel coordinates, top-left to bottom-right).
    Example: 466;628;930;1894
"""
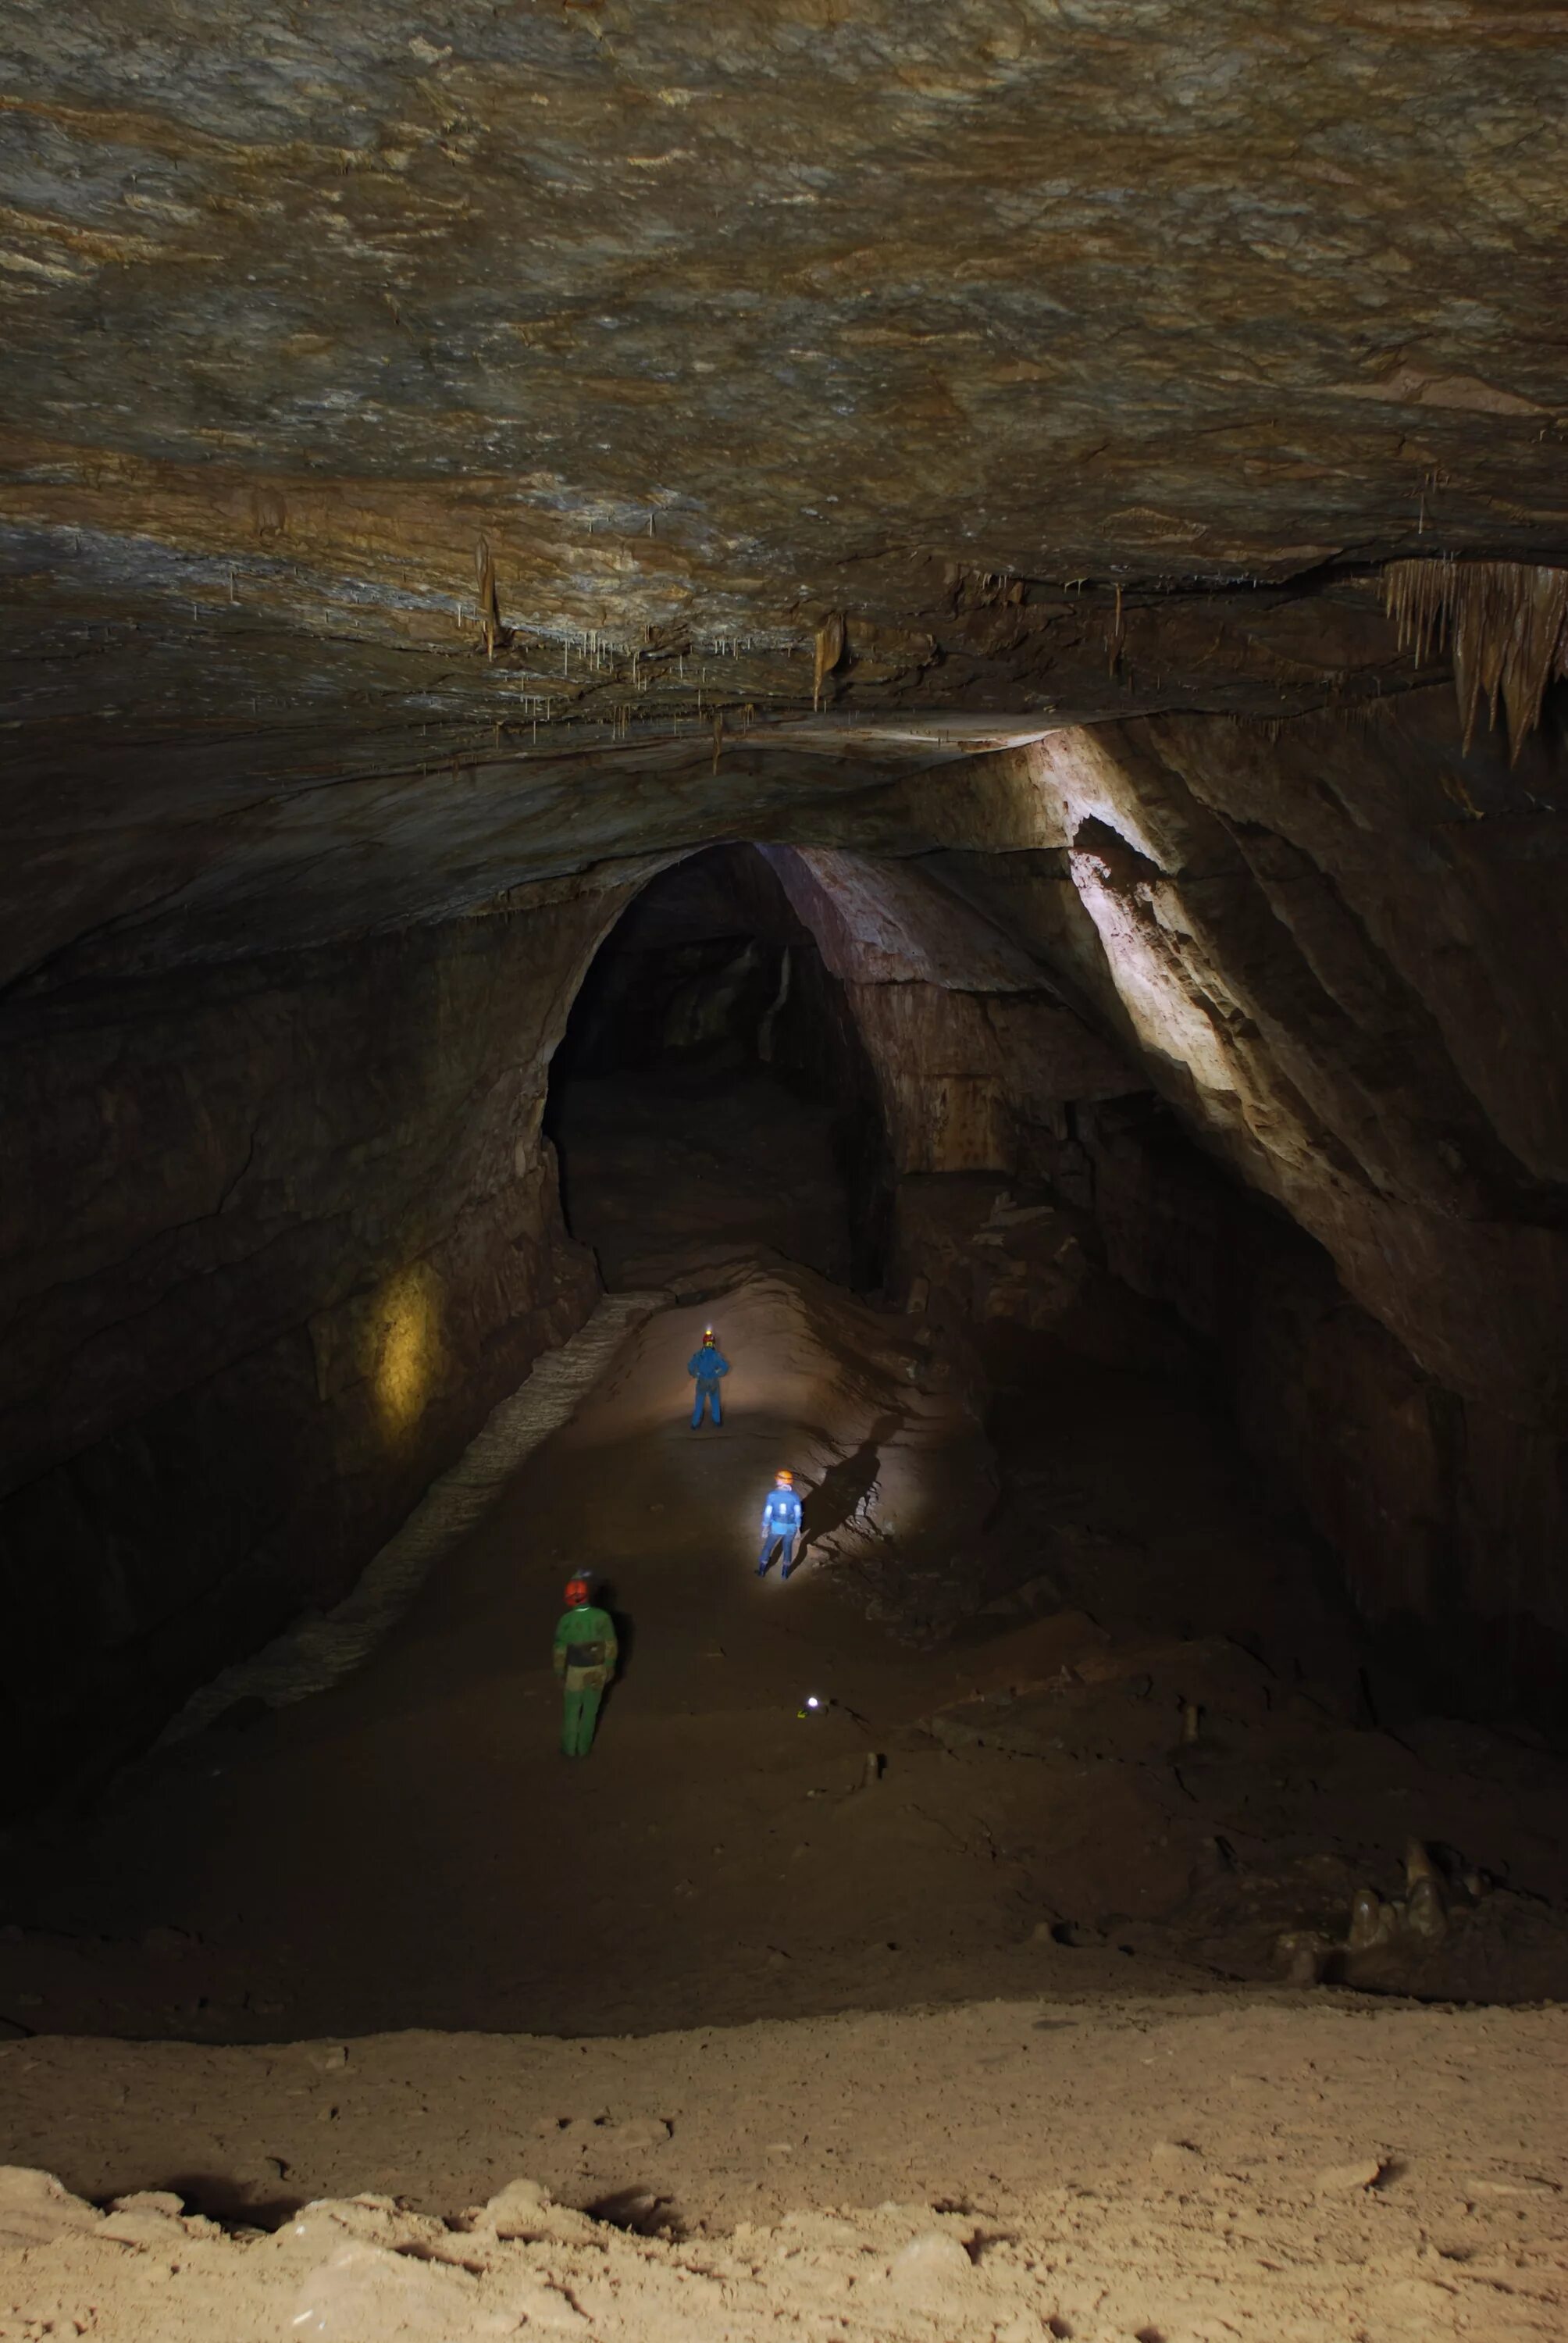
757;1480;803;1578
688;1341;730;1428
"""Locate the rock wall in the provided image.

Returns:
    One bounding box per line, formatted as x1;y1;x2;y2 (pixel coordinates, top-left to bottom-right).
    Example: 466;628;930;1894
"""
0;893;622;1814
764;688;1568;1721
763;846;1139;1179
1074;1094;1517;1712
1019;695;1568;1715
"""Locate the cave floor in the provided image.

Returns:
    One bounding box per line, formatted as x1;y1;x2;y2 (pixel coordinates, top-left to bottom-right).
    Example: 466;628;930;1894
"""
2;1994;1566;2342
3;1270;1192;2044
9;1252;1565;2051
4;1219;1568;2333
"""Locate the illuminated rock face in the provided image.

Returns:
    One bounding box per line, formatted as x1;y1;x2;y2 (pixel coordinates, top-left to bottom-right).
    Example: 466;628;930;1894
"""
1109;701;1568;1706
768;691;1568;1713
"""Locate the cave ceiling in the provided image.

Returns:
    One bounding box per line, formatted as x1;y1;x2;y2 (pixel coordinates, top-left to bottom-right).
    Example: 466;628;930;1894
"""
2;0;1566;981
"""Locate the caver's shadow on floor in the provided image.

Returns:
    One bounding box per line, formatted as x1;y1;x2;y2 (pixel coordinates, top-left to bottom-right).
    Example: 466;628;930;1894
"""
594;1580;634;1709
796;1415;900;1564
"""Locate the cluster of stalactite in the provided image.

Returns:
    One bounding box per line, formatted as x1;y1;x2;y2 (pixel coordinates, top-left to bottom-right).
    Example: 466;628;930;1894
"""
1385;557;1568;758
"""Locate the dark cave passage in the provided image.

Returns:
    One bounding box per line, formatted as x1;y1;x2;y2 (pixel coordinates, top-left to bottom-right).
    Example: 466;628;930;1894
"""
1;823;1567;2167
2;757;1567;2089
544;844;891;1291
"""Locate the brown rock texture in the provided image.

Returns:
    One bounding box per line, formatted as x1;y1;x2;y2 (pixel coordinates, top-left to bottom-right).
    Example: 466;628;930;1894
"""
909;694;1568;1710
764;843;1139;1178
1;0;1563;791
0;891;625;1812
742;690;1568;1713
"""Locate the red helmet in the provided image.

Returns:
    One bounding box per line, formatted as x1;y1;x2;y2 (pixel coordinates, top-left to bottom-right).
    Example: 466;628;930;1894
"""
564;1576;591;1607
702;1327;717;1346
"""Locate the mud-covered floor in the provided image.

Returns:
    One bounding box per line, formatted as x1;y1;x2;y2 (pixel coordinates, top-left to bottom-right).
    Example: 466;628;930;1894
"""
2;1070;1567;2336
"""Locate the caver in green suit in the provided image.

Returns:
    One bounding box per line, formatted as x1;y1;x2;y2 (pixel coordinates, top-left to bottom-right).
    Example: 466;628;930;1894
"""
553;1577;619;1757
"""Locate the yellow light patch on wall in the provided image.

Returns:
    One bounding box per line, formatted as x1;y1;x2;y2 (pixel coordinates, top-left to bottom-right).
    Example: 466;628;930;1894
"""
372;1263;444;1435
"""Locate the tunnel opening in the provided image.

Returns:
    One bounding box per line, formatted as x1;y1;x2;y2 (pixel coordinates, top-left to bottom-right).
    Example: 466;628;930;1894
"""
544;844;893;1291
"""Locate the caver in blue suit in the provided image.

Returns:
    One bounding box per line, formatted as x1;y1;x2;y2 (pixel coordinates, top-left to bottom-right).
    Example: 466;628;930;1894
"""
757;1476;804;1578
688;1333;730;1428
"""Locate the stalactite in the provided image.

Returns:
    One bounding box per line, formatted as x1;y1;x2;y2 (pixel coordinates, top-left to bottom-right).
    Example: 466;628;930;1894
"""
1384;558;1568;760
474;535;503;659
813;611;846;710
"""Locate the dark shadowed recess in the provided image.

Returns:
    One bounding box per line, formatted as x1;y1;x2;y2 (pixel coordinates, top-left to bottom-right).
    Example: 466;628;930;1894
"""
545;845;892;1290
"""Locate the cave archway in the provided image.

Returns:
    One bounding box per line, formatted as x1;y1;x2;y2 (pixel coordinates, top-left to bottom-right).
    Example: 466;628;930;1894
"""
544;843;892;1290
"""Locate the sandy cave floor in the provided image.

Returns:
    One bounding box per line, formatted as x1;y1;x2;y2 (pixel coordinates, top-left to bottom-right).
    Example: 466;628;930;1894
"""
2;1079;1568;2338
3;1992;1567;2342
